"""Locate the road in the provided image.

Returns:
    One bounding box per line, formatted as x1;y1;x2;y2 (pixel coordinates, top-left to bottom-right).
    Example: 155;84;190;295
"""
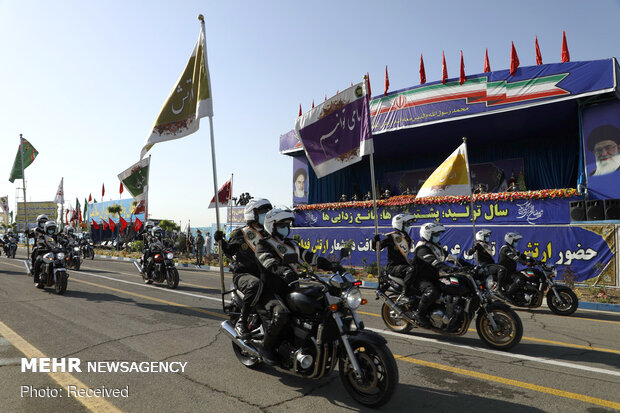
1;250;619;412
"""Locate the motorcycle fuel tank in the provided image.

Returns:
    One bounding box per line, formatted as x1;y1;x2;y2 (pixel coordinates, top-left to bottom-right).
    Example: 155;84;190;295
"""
286;287;324;315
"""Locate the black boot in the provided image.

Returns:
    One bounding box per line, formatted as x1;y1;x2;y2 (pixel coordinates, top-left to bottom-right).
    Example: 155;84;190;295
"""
235;304;251;339
414;294;433;328
260;332;278;366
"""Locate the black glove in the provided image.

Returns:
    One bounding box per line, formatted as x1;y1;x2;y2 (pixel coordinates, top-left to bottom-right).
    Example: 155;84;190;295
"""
283;269;298;284
214;231;224;242
316;256;333;271
333;265;346;274
373;234;381;243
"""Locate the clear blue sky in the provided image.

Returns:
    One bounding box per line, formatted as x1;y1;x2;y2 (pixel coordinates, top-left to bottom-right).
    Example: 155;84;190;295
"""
1;0;619;226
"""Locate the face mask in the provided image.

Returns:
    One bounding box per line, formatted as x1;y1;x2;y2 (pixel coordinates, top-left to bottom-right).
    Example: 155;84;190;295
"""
402;225;411;234
257;213;266;226
431;234;441;244
484;236;490;243
276;226;290;238
47;229;55;235
513;240;519;247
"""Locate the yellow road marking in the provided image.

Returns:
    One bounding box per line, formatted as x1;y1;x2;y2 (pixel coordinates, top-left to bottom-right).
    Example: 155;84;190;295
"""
0;320;123;413
394;354;620;410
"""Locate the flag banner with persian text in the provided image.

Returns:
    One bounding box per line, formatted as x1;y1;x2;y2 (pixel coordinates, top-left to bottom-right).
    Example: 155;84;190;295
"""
9;137;38;183
295;81;373;178
117;157;150;214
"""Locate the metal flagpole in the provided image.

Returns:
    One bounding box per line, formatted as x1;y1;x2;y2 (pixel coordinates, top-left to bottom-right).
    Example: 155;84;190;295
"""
369;152;381;275
462;137;478;264
19;135;30;258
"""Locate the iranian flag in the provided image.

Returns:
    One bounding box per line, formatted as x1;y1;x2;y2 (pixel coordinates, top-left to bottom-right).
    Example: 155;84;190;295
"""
117;157;150;215
140;18;213;159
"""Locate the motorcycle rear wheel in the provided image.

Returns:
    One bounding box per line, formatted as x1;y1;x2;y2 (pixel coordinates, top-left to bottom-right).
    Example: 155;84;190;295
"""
476;304;522;351
339;341;398;408
381;302;413;333
167;268;179;289
547;287;578;316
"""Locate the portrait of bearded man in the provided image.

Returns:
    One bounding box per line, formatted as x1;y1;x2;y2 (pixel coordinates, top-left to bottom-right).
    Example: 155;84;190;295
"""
587;124;620;176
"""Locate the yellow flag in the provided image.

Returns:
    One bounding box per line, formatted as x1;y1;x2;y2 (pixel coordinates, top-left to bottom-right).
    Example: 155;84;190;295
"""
416;142;471;198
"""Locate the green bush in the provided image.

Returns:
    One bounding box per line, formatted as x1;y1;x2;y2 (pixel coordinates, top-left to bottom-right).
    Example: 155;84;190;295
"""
130;240;143;252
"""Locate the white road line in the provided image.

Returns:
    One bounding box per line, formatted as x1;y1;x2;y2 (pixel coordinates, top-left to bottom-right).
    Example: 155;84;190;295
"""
369;327;620;378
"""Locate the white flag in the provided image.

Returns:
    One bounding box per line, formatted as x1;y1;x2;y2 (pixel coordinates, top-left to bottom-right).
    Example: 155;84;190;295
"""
54;177;64;204
416;142;472;198
0;196;9;214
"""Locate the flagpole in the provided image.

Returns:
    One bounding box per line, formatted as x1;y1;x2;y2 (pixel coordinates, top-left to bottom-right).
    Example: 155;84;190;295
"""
19;135;30;259
462;137;478;264
146;155;151;220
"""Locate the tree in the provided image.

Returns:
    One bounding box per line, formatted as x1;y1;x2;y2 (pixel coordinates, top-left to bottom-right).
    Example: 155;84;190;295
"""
158;220;180;233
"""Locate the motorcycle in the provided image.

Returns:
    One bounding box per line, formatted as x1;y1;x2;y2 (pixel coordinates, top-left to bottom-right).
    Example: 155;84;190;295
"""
26;236;69;295
376;261;523;351
483;258;579;316
133;239;179;289
3;237;17;258
81;239;95;260
220;251;399;408
63;240;81;271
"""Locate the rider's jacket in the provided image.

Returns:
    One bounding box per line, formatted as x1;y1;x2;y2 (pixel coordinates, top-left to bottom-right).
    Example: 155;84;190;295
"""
468;241;495;266
498;244;528;274
375;231;413;270
414;240;450;281
220;223;266;276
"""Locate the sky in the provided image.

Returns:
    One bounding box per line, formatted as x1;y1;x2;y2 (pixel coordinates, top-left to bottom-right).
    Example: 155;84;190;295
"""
1;0;619;227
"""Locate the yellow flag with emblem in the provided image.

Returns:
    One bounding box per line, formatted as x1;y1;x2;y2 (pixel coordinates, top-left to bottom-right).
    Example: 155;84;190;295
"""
416;142;471;198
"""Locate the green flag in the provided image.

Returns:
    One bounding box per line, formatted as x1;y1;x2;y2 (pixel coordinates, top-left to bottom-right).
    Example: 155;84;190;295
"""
117;157;149;214
83;198;88;220
140;18;213;159
9;137;38;183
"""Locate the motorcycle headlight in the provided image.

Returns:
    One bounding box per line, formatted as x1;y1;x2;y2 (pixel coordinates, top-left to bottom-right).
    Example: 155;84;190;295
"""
56;252;65;261
166;252;174;260
73;247;80;252
344;287;362;310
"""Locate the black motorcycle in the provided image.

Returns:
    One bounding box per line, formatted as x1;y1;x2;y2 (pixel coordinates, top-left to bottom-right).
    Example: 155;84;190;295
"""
63;239;81;271
29;236;69;295
220;252;399;408
483;258;579;316
80;239;95;260
376;262;523;351
3;236;17;258
134;240;179;289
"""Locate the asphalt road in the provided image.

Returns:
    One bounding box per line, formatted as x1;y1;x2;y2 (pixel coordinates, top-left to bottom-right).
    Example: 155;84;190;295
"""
1;250;619;412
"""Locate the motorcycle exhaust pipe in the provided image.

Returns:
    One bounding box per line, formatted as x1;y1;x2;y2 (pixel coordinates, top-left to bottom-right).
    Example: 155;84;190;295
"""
220;320;260;358
375;290;415;324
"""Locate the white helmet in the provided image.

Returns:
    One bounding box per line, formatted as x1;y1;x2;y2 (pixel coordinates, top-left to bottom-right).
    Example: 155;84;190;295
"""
504;232;522;246
420;222;445;242
151;226;163;239
145;221;155;231
37;214;49;229
392;213;415;233
243;198;272;222
475;229;492;242
44;220;57;235
65;226;74;235
264;208;295;237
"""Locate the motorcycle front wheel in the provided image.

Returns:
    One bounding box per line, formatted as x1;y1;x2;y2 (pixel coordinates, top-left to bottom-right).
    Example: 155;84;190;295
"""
476;303;523;351
338;341;398;408
166;267;179;289
547;287;578;316
54;271;67;295
381;302;413;333
74;259;80;271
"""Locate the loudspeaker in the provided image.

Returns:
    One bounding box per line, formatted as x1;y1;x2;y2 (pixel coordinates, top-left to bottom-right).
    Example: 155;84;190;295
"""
569;201;586;221
586;200;605;221
604;199;620;220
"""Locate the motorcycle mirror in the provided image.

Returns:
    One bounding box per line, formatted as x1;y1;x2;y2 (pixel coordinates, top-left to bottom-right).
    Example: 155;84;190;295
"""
283;253;298;264
339;248;351;259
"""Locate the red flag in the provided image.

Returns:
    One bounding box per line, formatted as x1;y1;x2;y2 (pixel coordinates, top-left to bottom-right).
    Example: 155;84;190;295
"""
65;209;69;223
102;220;108;231
209;178;232;208
298;104;302;117
442;51;448;84
78;207;82;224
384;65;389;95
311;100;314;109
483;48;491;72
133;217;143;232
535;36;543;65
119;182;124;195
561;30;570;62
102;183;105;198
91;219;100;230
510;42;520;76
324;94;327;101
459;50;466;85
120;216;127;232
419;54;426;85
108;218;115;232
88;193;92;202
365;72;372;99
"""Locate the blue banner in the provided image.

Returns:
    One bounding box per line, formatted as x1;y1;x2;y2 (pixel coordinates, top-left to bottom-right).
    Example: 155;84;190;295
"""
291;223;616;285
87;199;145;223
294;198;571;228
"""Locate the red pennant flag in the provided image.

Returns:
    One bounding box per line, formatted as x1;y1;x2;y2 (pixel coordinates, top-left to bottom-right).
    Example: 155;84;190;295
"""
510;42;520;76
561;30;570;62
311;100;314;109
119;182;124;195
324;94;327;101
91;219;100;230
384;65;389;95
133;217;143;232
108;218;115;232
298;104;302;117
442;51;448;84
365;72;372;99
350;81;353;86
120;216;127;232
65;209;69;223
102;183;105;198
483;48;491;73
88;193;92;202
419;54;426;85
459;50;466;85
78;207;82;224
209;178;232;208
535;36;543;65
102;220;108;231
